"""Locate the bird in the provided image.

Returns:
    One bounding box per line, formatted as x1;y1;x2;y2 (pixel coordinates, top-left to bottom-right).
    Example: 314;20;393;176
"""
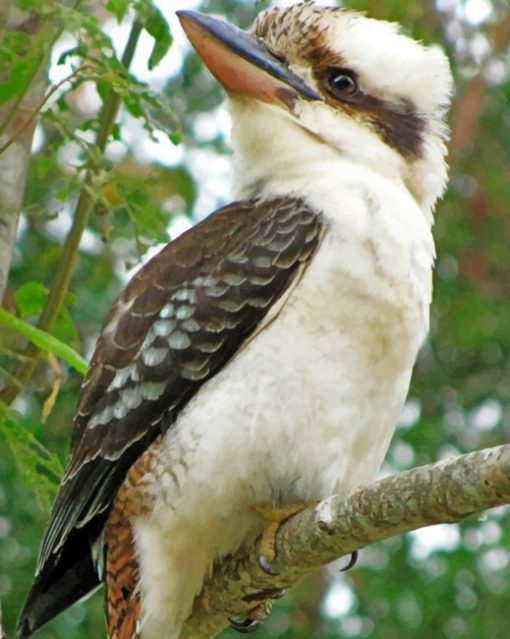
18;4;453;639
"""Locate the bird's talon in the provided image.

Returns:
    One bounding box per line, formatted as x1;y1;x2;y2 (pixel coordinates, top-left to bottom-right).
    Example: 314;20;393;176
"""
339;550;359;572
258;553;279;576
229;617;261;634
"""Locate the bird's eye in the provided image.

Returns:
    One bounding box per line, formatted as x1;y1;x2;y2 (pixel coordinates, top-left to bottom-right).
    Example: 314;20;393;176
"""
327;69;358;98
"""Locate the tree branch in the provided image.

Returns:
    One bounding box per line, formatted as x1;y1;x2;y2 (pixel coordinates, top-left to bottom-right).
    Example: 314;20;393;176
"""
180;444;510;638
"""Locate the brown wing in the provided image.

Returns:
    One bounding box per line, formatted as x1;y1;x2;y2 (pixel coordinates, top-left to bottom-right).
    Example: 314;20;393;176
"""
18;196;323;638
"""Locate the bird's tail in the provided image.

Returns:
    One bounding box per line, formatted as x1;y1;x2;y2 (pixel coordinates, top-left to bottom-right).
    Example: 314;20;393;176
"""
17;527;101;639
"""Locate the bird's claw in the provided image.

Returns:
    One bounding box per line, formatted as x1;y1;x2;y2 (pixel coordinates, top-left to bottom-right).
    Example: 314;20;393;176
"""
229;617;262;634
250;501;305;577
258;553;279;576
229;592;281;634
339;550;359;572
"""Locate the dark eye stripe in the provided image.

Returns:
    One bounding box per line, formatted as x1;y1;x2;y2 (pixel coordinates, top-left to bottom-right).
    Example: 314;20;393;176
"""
314;66;425;159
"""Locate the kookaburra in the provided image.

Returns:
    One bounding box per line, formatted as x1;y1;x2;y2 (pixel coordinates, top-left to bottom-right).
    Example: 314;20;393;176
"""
18;4;452;639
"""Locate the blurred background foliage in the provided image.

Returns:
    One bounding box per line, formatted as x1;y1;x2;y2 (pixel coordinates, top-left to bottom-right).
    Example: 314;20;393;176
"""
0;0;509;637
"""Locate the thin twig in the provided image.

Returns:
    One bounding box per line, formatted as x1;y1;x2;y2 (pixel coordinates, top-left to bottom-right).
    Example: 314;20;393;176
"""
0;66;91;157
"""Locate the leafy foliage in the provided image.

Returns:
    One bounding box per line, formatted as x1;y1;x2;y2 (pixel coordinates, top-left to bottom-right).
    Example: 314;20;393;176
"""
0;403;63;512
0;0;509;638
0;308;87;375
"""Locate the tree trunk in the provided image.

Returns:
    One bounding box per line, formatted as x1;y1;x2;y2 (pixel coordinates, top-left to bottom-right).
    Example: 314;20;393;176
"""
0;1;51;303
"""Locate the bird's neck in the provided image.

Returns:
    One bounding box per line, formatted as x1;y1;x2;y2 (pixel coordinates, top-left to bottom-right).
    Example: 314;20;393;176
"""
229;99;443;225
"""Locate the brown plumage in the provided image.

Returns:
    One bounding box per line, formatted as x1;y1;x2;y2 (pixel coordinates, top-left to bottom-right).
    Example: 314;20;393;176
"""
105;454;153;639
105;503;141;639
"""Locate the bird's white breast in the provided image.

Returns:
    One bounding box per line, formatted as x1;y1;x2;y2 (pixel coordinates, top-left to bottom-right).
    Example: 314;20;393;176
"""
134;161;434;637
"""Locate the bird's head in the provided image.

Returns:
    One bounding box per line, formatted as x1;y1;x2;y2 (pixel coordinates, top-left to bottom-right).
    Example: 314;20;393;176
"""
178;4;453;217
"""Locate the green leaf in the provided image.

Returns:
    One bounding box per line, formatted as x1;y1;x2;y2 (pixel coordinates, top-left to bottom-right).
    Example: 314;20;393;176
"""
56;95;70;112
0;59;35;104
112;122;122;141
33;155;54;179
14;284;79;346
0;29;48;112
55;185;69;202
0;308;88;375
124;93;145;118
169;131;183;146
107;0;131;22
53;305;79;345
141;6;173;70
15;281;48;318
0;403;64;512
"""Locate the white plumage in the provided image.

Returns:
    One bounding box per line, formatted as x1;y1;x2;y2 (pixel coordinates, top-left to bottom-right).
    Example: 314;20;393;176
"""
133;6;452;637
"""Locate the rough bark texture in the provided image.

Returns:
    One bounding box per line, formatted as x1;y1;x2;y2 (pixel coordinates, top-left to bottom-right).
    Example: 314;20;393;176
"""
179;444;510;638
0;3;50;303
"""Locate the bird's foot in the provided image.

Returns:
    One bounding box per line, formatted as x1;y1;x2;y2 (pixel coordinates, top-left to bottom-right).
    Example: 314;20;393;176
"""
249;502;306;575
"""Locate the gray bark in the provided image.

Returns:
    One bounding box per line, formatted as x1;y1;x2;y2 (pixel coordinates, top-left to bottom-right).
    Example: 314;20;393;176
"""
0;2;50;303
180;444;510;638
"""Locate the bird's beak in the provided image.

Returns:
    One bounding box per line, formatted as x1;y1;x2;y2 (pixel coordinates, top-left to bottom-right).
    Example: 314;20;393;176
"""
177;10;321;109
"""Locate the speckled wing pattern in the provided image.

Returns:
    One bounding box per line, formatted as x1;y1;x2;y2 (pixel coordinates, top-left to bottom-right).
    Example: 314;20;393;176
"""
18;196;323;637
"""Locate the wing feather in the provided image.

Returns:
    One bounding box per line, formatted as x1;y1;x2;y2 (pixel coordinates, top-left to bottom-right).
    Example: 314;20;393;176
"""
19;197;323;637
